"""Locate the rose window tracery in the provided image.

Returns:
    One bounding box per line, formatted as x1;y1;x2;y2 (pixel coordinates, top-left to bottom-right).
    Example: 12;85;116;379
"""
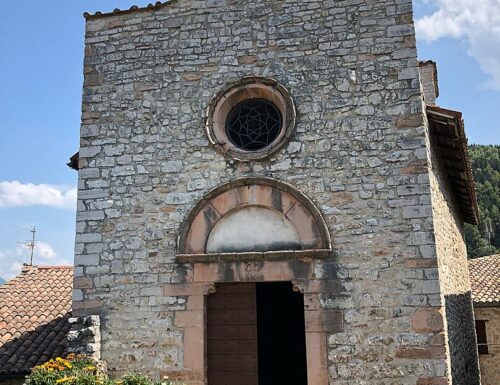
225;99;282;151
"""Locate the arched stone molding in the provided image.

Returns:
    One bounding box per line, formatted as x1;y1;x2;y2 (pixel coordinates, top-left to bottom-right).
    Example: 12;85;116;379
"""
177;177;332;258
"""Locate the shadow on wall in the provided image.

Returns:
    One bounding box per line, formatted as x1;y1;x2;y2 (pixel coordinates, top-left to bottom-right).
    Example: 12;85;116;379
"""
445;292;481;385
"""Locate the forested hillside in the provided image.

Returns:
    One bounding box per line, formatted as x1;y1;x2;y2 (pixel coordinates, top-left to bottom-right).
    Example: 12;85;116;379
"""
465;145;500;258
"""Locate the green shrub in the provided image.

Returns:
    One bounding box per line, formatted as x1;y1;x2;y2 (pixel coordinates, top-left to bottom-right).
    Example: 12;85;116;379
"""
119;373;162;385
24;355;174;385
25;354;106;385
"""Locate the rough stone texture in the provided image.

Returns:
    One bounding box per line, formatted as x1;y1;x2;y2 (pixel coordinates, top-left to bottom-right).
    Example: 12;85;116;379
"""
67;316;102;360
418;62;438;106
444;293;481;385
474;307;500;385
427;115;481;383
428;133;471;297
73;0;477;383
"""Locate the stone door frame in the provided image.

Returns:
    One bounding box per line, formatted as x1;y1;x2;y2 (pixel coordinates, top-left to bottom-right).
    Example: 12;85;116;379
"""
168;177;337;384
163;258;342;385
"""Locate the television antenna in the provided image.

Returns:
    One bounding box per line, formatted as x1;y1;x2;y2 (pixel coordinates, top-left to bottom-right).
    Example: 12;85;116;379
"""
17;226;37;266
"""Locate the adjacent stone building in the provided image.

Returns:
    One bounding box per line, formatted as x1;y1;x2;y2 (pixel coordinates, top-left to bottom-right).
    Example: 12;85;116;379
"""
469;254;500;385
71;1;481;384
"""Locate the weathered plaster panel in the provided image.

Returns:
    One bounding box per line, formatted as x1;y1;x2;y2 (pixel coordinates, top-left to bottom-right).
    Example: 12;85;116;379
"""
206;206;301;253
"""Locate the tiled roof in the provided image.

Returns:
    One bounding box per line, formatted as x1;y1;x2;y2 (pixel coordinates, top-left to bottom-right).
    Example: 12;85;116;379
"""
83;1;174;20
0;266;73;375
469;255;500;307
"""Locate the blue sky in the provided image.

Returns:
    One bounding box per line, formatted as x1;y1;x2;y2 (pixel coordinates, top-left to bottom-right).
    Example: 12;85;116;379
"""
0;0;499;279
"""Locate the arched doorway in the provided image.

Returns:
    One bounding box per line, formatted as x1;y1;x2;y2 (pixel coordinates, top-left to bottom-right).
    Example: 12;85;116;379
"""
175;177;334;385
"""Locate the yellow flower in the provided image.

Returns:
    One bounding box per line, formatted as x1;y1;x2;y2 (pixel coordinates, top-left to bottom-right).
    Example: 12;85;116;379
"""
56;377;75;383
84;365;96;371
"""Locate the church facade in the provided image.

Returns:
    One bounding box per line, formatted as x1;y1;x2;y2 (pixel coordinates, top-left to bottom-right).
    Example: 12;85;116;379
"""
71;1;481;384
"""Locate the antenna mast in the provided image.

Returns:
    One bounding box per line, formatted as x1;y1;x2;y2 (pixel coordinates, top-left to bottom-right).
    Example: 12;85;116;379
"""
17;226;36;266
28;226;36;265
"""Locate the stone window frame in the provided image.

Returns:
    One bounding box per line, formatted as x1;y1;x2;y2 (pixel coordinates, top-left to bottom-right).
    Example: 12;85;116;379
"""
176;177;332;262
205;76;296;161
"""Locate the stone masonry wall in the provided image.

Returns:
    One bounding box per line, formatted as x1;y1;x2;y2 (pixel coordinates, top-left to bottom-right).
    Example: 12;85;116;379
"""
427;123;480;384
75;0;455;383
418;62;438;106
474;307;500;385
67;316;102;361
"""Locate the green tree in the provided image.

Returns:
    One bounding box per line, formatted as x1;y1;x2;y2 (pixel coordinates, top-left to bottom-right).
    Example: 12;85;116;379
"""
465;145;500;258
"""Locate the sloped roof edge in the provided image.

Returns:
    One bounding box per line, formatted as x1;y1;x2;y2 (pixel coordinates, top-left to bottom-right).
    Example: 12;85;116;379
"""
427;105;479;225
67;152;79;171
83;1;176;20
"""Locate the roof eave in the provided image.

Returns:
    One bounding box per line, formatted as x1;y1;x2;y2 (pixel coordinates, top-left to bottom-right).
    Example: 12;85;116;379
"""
67;152;79;171
426;105;480;225
83;1;177;20
473;301;500;308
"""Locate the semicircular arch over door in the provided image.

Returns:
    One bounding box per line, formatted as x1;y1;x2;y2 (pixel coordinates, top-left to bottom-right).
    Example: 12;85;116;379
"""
177;177;332;255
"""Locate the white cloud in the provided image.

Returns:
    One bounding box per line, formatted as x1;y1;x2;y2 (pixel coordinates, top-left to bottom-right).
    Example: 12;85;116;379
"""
0;242;72;281
0;181;77;210
35;241;58;260
0;249;23;283
415;0;500;90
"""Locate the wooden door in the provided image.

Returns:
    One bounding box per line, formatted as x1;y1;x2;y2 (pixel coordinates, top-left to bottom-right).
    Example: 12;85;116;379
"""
207;283;258;385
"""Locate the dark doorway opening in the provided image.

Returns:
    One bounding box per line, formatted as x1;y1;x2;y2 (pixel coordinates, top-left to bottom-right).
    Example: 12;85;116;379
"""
206;282;308;385
257;282;308;385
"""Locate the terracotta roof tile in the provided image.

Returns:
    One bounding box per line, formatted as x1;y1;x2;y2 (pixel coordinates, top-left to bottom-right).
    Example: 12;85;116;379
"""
83;1;174;20
469;255;500;306
0;266;73;375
